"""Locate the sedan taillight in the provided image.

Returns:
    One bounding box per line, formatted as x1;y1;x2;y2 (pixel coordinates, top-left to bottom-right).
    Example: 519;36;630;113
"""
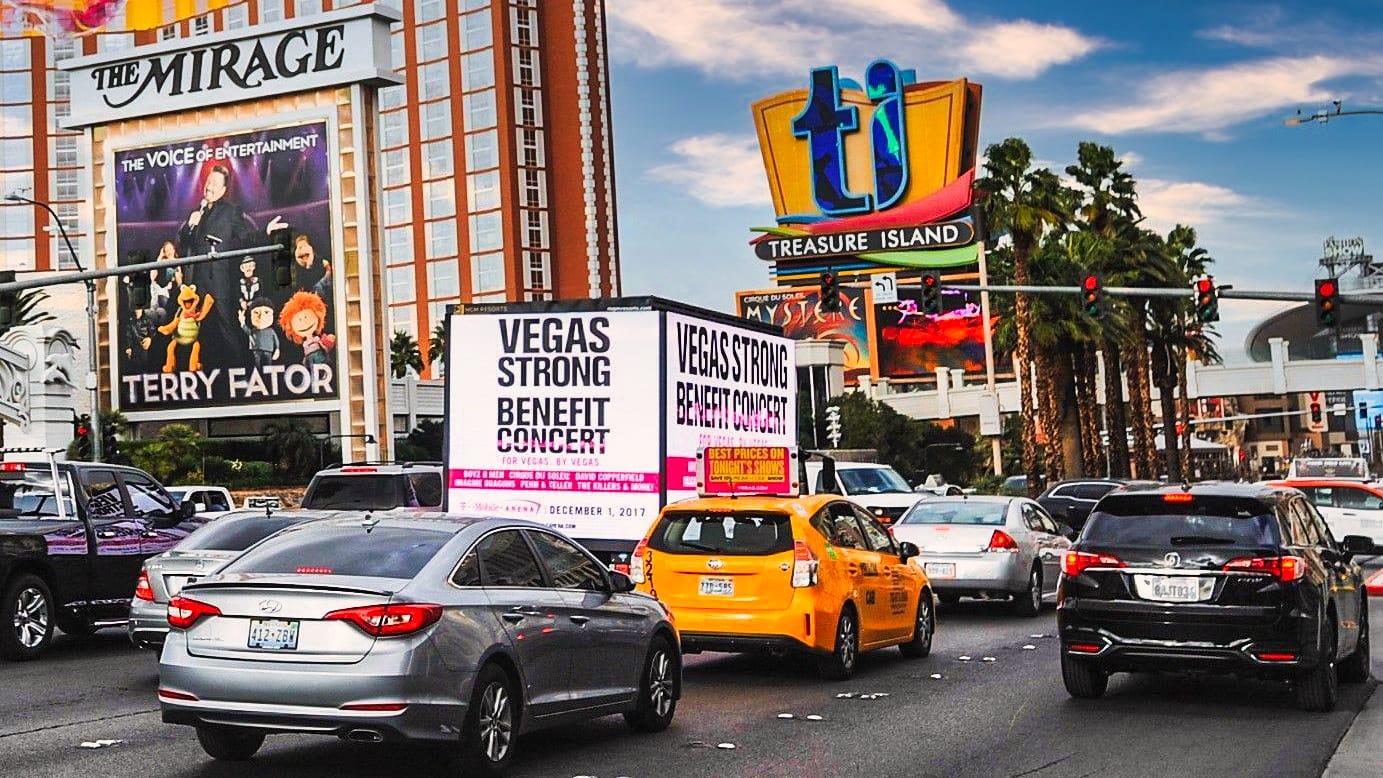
167;596;221;629
1223;556;1306;583
1063;551;1125;577
325;603;443;637
134;569;155;602
986;530;1019;553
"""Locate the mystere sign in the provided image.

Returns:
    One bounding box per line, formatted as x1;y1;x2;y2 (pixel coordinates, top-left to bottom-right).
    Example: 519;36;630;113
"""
59;5;401;129
753;219;974;261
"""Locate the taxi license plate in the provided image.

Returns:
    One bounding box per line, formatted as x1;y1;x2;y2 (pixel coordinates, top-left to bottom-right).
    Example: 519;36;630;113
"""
163;576;197;596
1134;575;1210;603
247;619;299;650
924;562;956;579
699;577;734;596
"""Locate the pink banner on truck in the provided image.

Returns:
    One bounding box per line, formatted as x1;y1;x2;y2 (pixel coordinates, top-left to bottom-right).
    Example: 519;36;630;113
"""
450;469;660;494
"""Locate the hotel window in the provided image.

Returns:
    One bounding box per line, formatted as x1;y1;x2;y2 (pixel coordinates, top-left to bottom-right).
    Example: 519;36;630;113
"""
383;187;412;225
0;139;33;170
463;0;490;11
461;11;492;51
297;0;324;16
380;110;407;148
1;71;31;103
382;148;410;187
466;130;497;170
416;22;447;59
469;212;502;253
461;51;494;91
159;25;178;41
54;169;79;201
51;70;69;103
524;210;547;249
427;219;457;258
516;88;539;126
421;100;452;140
416;0;445;23
467;171;499;212
226;5;249;29
424;180;455;219
390;30;406;72
514;48;537;87
51;38;75;61
422;139;453;179
380;85;405;112
0;39;28;69
527;251;549;289
428;259;460;298
521;169;545;208
389;306;416;339
420;61;450;101
385;226;412;264
512;6;534;47
519;127;542;167
387;266;416;303
471;252;504;294
0;105;28;134
193;15;211;36
261;0;285;22
101;33;134;53
463;89;496;131
54;136;78;167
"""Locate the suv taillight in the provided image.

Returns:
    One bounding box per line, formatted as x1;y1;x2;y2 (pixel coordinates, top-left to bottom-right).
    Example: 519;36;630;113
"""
1063;551;1125;577
325;603;443;637
792;539;818;588
1223;556;1306;583
134;569;154;602
630;537;650;584
167;596;220;629
986;530;1019;552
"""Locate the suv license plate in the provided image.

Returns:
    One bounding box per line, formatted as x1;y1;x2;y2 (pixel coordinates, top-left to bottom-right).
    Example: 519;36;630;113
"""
924;562;956;579
1134;575;1211;603
699;577;734;596
247;619;300;650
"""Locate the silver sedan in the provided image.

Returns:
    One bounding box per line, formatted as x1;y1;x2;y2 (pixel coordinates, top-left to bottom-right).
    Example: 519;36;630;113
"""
158;514;680;774
889;496;1072;615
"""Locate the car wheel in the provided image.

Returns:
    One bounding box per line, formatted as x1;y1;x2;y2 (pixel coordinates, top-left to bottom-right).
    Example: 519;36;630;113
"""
624;635;678;732
455;663;518;775
1295;618;1340;712
1339;599;1370;685
817;606;860;680
1013;566;1042;617
1061;651;1108;699
1;574;55;661
899;591;934;658
195;726;265;761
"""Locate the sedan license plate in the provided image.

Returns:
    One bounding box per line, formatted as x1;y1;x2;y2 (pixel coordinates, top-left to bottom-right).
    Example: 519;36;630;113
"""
924;562;956;580
247;619;299;650
1133;575;1212;603
163;576;196;596
699;577;734;596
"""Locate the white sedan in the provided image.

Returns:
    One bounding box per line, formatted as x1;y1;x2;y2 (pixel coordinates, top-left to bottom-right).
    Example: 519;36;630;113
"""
890;496;1072;615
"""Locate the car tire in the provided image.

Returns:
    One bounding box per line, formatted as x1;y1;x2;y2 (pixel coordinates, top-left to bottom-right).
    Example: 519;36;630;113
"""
817;606;860;681
1012;566;1042;617
1339;599;1370;685
195;726;265;761
899;591;934;658
1295;619;1340;712
624;635;678;732
1061;651;1108;699
1;574;55;661
454;663;518;776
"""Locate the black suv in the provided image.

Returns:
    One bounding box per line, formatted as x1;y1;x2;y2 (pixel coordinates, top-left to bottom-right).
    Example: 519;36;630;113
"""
0;452;200;660
1038;479;1157;531
1057;483;1371;711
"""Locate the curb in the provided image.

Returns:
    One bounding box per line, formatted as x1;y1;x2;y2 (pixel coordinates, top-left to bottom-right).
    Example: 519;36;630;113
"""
1366;569;1383;597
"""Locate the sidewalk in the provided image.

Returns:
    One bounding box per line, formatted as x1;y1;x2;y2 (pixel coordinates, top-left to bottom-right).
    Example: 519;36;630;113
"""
1323;684;1382;777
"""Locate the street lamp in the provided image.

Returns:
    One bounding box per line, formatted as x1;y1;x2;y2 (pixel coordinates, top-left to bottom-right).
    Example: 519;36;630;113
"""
4;192;103;461
319;433;378;469
1284;100;1383;126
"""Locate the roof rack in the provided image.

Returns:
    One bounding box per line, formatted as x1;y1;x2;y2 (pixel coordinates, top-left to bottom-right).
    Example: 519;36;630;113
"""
325;460;443;469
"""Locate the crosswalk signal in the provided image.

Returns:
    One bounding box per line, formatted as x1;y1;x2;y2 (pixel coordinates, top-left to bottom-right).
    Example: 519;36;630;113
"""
1194;277;1219;323
921;272;942;314
819;271;842;313
1315;278;1341;328
74;414;92;460
1081;275;1103;319
272;228;296;288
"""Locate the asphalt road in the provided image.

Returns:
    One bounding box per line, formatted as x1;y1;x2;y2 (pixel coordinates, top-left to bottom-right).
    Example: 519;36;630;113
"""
1;595;1378;778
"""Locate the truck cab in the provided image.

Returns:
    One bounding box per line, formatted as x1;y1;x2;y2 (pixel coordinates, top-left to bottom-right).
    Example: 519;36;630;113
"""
0;450;200;660
804;460;925;525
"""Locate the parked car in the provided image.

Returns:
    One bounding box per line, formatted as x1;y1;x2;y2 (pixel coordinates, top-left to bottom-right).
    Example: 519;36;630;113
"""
891;496;1072;614
1268;478;1383;551
129;509;336;651
0;451;200;660
300;462;443;511
167;485;236;519
159;514;679;773
1038;479;1155;531
1058;483;1372;711
632;492;933;679
805;460;925;524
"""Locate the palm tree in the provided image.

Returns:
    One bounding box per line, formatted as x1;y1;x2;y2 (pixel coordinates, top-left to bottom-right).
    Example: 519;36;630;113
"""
978;138;1067;494
0;288;56;337
429;322;448;370
262;419;319;476
1154;224;1219;480
390;330;425;379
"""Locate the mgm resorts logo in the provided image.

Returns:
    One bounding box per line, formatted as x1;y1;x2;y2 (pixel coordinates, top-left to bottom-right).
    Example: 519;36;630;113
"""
89;24;346;109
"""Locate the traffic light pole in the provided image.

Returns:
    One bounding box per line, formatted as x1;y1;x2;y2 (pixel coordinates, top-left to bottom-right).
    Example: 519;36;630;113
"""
940;282;1383;305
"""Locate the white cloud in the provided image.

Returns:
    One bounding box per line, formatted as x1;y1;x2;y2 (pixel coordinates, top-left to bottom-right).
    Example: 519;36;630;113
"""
648;133;772;208
1137;179;1261;232
957;21;1101;79
1062;55;1375;136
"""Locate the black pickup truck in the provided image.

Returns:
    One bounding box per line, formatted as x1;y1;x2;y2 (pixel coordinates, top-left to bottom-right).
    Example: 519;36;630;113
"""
0;452;202;660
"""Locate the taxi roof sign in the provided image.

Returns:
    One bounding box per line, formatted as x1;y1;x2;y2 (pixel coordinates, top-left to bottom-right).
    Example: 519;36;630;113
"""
697;446;799;497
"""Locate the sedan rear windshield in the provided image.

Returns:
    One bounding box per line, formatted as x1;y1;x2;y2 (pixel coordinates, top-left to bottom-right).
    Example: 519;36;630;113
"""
176;516;311;552
649;511;794;556
220;526;451;578
899;501;1007;526
1083;495;1281;547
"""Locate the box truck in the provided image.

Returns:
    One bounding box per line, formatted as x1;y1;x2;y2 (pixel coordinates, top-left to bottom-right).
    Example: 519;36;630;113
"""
443;297;799;563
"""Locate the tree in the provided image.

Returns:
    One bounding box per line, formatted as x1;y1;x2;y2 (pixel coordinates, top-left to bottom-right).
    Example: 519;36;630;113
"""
826;392;985;487
0;288;56;338
390;330;425;379
262;419;320;477
429;322;448;369
129;424;204;484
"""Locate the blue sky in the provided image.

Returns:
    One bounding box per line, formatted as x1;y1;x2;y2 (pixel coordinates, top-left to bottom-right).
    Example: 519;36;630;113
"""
605;0;1383;363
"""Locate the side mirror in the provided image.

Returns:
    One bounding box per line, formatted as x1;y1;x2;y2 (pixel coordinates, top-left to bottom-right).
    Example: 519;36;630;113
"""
608;570;637;593
1057;523;1076;541
1341;535;1374;556
179;501;197;520
898;541;920;562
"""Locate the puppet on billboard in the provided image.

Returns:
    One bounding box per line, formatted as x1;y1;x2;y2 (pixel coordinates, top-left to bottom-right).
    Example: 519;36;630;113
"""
242;296;281;368
158;285;214;373
238;255;261;318
279;291;335;368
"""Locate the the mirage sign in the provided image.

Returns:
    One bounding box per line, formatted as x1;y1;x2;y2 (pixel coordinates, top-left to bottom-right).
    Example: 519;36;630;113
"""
59;5;400;129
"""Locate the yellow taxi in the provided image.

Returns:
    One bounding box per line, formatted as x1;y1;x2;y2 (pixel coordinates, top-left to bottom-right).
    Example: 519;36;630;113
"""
631;455;934;679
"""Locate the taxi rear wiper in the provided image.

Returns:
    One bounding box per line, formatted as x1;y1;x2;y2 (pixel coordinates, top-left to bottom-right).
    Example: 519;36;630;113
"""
680;540;722;553
1170;535;1237;545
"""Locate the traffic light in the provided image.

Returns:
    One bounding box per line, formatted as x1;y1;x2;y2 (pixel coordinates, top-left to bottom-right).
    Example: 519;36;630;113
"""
103;426;118;461
74;414;92;460
0;269;15;329
272;228;296;288
819;271;842;313
1081;274;1103;318
1309;402;1323;426
1360;402;1369;421
1194;277;1219;323
921;272;942;314
824;405;842;447
1315;277;1341;328
127;251;151;309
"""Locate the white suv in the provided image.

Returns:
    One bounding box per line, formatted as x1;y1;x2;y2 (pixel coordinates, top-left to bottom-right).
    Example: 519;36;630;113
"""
300;462;444;511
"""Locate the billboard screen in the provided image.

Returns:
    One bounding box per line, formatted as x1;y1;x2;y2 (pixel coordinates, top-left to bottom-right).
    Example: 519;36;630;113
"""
445;310;663;540
112;121;339;411
736;286;871;382
874;284;995;378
